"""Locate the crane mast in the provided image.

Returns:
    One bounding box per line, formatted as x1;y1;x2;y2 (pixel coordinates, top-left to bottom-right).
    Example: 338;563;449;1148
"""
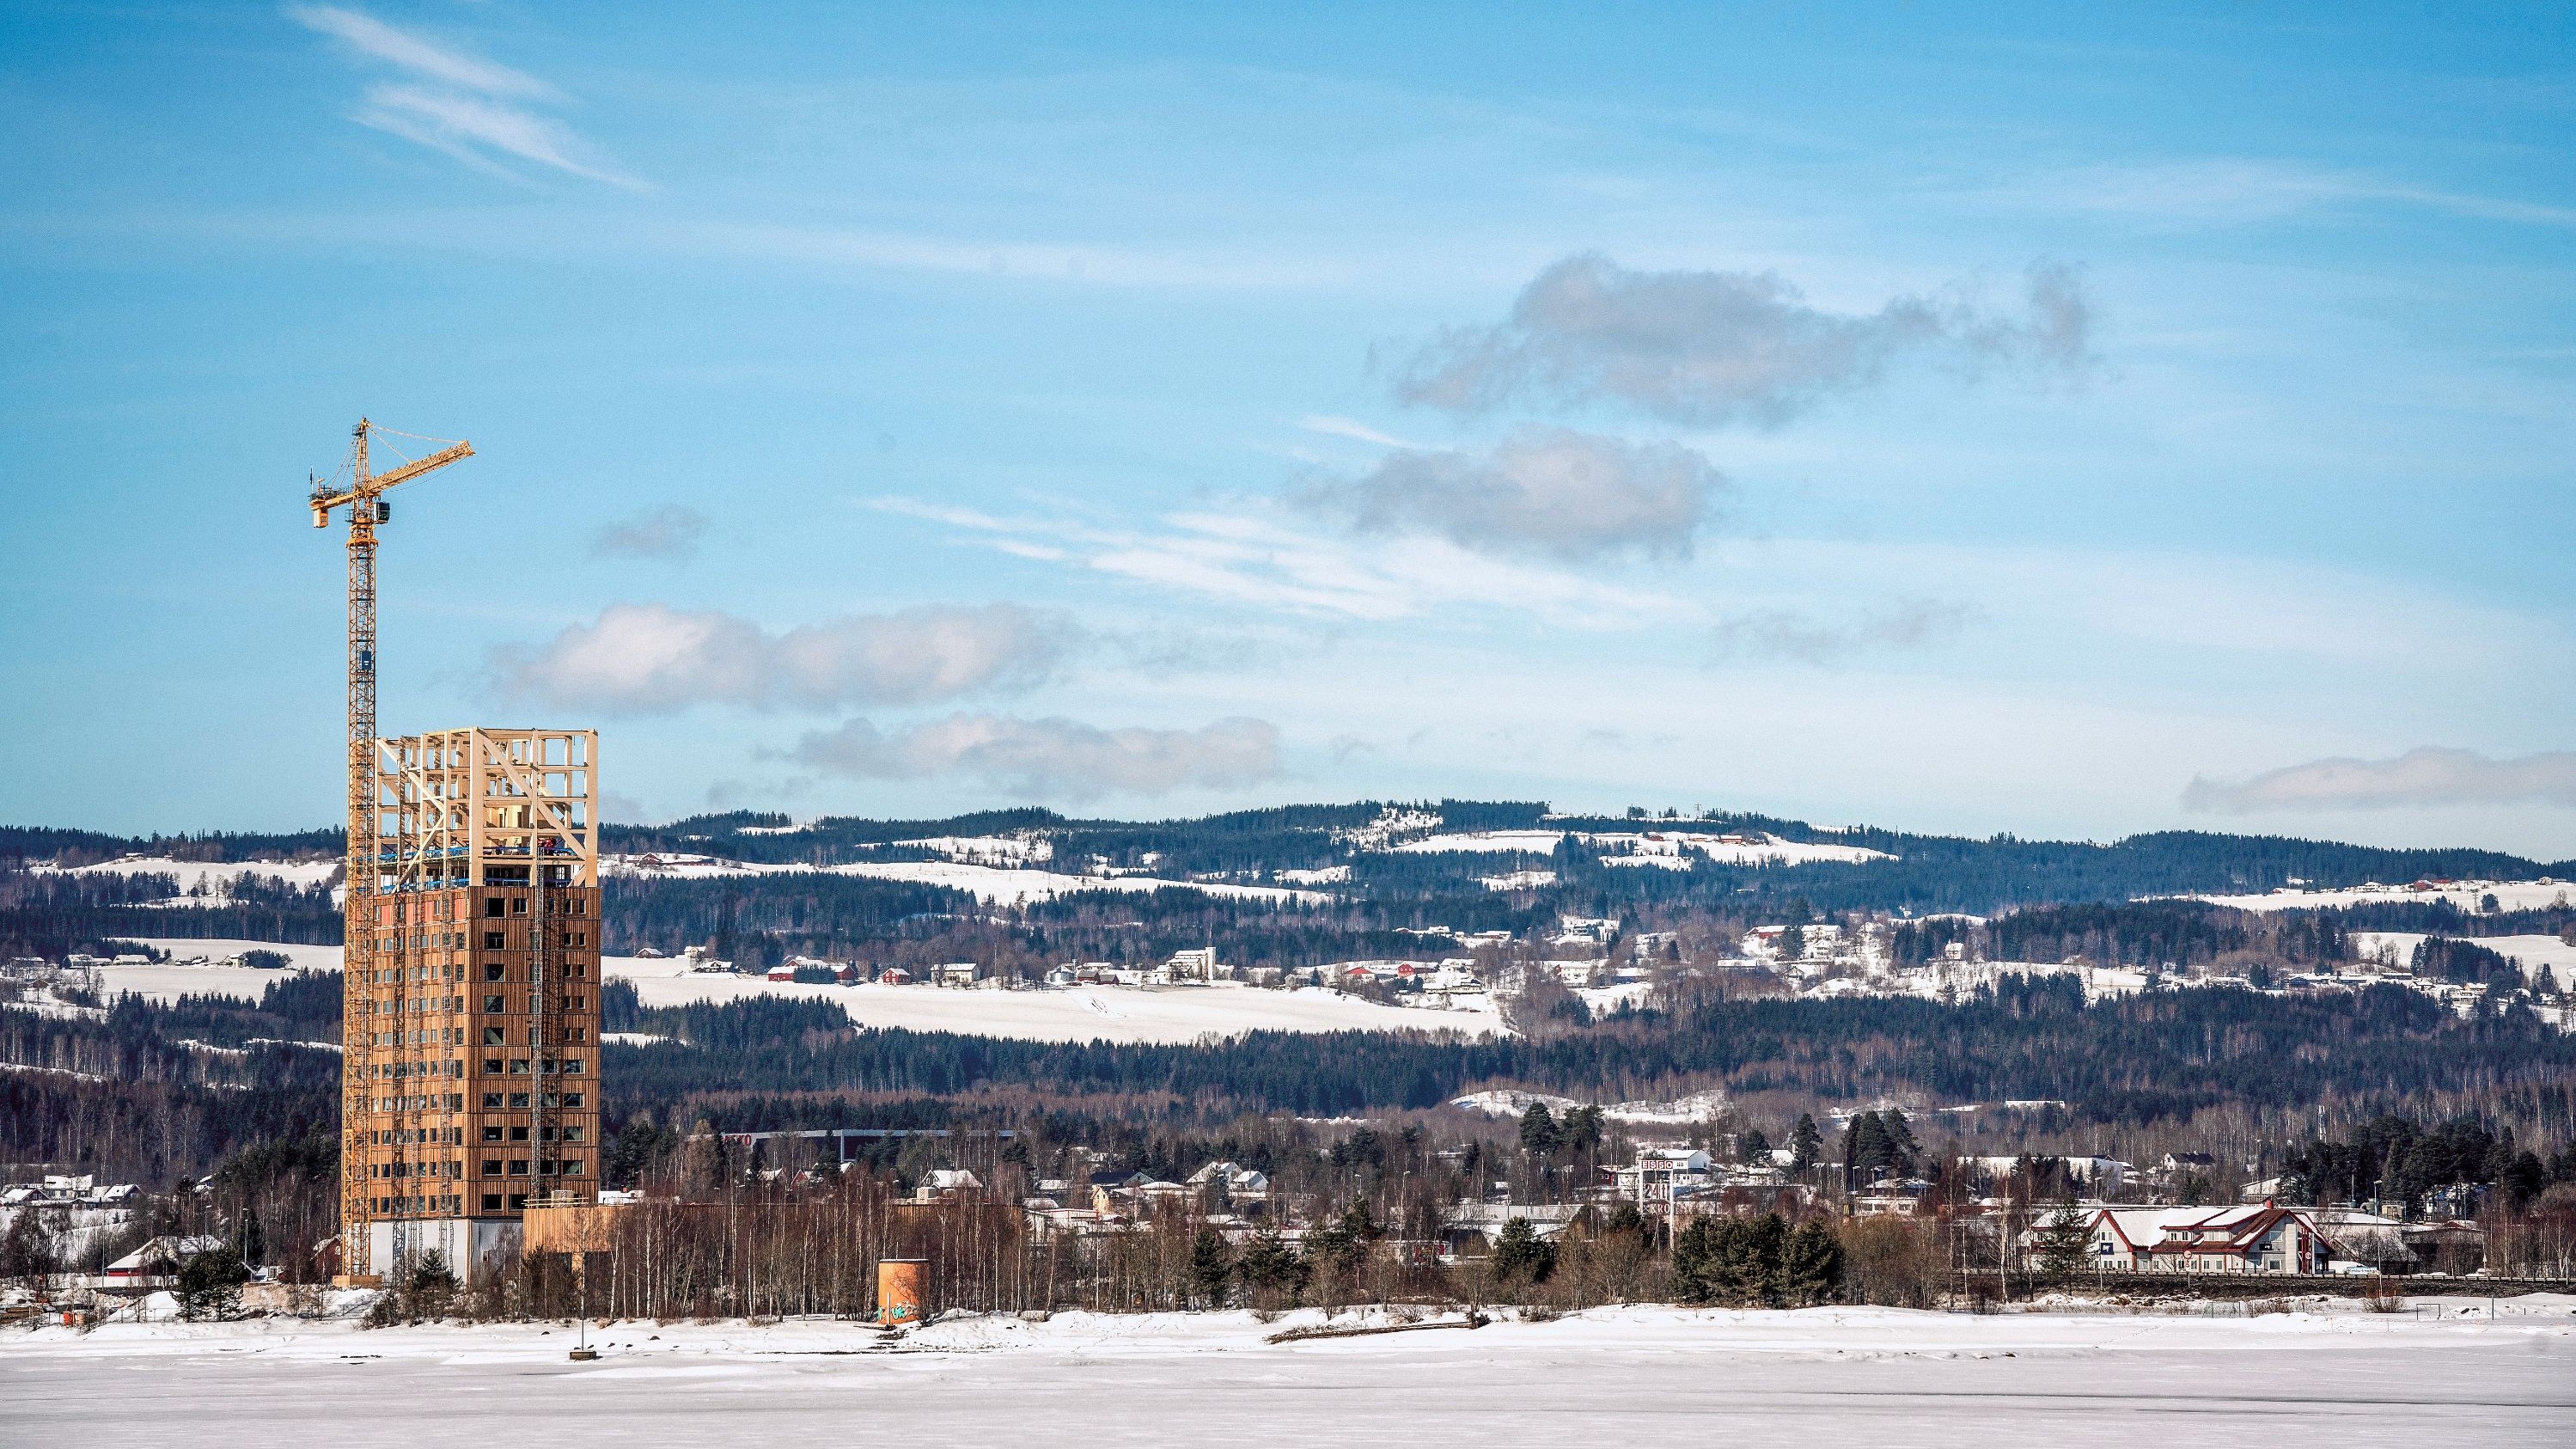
309;418;472;1279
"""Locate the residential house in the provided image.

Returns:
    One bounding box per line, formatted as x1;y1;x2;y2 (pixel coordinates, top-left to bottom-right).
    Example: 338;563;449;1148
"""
1441;1202;1587;1261
1183;1161;1273;1216
2074;1202;2330;1274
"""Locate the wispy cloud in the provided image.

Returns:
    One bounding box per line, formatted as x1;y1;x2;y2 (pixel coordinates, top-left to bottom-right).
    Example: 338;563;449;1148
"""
2183;747;2576;813
2014;158;2576;231
1709;598;1976;664
1297;415;1415;448
1395;253;2094;427
592;505;707;560
1294;427;1727;562
872;498;1692;627
290;6;644;189
791;712;1283;800
486;602;1071;714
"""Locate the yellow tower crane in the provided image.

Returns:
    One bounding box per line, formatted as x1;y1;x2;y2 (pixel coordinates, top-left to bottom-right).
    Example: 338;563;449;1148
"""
307;419;472;1275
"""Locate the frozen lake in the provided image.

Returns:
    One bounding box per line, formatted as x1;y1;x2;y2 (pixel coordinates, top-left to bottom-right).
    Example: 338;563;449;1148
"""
6;1301;2573;1446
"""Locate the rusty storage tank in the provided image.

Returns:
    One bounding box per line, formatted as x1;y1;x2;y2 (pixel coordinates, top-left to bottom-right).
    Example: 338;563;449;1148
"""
876;1258;927;1326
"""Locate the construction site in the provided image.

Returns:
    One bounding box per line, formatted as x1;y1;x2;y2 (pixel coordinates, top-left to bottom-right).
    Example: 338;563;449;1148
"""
309;422;603;1286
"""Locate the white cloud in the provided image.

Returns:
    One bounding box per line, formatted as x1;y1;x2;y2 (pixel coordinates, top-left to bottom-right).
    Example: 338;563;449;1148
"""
1709;599;1975;664
872;498;1693;627
290;6;643;189
487;602;1070;714
592;505;707;560
1296;427;1725;562
1396;253;2094;426
2183;748;2576;813
792;712;1283;800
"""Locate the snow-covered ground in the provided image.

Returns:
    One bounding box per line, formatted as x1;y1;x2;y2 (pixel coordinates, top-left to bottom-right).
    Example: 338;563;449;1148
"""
95;939;345;1004
1392;830;1892;867
601;853;1329;908
2351;932;2576;987
6;1301;2570;1448
75;942;1498;1042
610;954;1502;1043
1450;1086;1731;1123
2197;879;2574;914
32;856;342;907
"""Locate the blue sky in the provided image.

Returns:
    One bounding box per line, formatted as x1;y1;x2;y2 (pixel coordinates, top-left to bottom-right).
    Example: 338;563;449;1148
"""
4;3;2573;853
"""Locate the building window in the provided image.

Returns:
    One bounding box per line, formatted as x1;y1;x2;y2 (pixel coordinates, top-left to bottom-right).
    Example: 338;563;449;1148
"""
483;963;504;982
508;1091;530;1109
483;994;504;1012
481;1092;504;1109
481;1126;502;1142
484;932;506;950
508;1160;528;1176
563;1092;583;1108
481;1160;501;1177
483;1058;504;1075
481;1028;504;1045
480;1194;503;1212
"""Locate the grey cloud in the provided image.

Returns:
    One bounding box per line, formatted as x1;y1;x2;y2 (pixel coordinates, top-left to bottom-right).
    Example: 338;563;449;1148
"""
487;602;1070;714
592;505;708;559
1397;254;2093;426
1709;599;1976;664
2183;748;2576;813
1297;426;1725;561
791;713;1282;801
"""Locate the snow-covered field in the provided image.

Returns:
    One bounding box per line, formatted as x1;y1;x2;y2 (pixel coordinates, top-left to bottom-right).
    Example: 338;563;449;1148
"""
82;944;1501;1042
2351;932;2576;987
611;954;1502;1043
5;1301;2570;1447
97;939;346;1005
33;856;342;907
602;853;1329;908
84;946;1497;1043
1393;829;1892;867
2199;880;2573;914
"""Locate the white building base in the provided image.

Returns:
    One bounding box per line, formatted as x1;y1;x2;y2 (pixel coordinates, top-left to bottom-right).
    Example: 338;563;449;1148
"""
368;1217;522;1281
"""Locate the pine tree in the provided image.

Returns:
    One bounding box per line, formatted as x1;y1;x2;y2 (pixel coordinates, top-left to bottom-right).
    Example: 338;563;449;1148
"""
1490;1217;1555;1286
1236;1231;1307;1302
1844;1113;1890;1184
1879;1110;1920;1177
1559;1104;1605;1155
1188;1226;1234;1308
1788;1114;1822;1173
177;1247;248;1322
2035;1202;2094;1276
1519;1103;1560;1157
1779;1220;1843;1305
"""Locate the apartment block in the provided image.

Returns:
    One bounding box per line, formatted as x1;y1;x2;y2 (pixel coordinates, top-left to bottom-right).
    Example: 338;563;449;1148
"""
343;727;601;1279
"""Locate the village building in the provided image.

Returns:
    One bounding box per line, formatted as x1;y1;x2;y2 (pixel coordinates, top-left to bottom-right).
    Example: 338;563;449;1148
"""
2067;1202;2332;1274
